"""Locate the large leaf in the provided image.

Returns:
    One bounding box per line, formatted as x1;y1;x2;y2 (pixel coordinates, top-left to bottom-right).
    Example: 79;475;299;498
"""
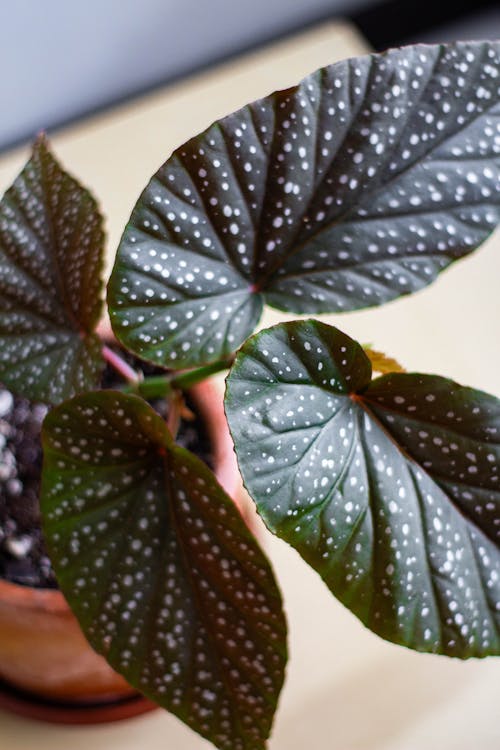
0;136;105;403
109;40;500;369
225;321;500;658
41;391;287;750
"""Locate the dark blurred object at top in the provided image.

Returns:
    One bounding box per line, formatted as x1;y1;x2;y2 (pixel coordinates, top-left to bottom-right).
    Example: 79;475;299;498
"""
352;0;500;50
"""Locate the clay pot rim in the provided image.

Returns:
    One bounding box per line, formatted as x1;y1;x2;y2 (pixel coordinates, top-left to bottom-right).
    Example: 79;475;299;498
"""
0;681;158;725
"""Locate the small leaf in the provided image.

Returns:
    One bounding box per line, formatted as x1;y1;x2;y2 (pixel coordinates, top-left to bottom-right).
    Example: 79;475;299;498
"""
41;392;287;750
363;347;406;375
109;41;500;368
225;321;500;658
0;136;105;403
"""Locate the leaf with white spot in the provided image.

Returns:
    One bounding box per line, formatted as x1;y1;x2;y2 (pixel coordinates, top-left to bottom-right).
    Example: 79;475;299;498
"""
0;135;105;403
109;40;500;368
225;320;500;658
41;391;287;750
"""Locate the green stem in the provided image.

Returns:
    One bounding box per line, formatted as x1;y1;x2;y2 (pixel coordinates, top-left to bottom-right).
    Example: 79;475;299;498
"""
171;358;233;390
122;357;233;399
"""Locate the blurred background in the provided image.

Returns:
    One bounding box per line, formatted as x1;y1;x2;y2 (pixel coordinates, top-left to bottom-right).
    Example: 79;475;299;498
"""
1;0;499;153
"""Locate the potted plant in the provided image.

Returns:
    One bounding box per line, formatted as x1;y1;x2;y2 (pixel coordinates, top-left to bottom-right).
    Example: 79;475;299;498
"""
0;357;242;723
0;39;499;748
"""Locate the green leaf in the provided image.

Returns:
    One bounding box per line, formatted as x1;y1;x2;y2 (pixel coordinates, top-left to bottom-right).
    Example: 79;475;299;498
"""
109;40;500;368
0;135;105;404
225;320;500;658
41;391;287;750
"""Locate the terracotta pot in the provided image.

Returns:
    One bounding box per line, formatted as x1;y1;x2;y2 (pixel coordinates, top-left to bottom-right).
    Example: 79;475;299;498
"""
0;377;244;722
191;377;247;516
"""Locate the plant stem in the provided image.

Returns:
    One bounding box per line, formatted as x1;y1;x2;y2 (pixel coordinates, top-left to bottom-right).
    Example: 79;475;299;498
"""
102;345;141;385
122;357;233;399
170;358;234;390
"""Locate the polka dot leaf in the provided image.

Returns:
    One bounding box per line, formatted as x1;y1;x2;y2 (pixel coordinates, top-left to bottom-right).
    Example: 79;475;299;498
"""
41;391;287;750
109;40;500;369
225;320;500;658
0;135;105;404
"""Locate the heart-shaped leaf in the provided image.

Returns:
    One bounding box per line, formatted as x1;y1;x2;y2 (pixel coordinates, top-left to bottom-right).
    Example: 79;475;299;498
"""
225;321;500;658
0;136;105;403
109;40;500;369
41;391;287;750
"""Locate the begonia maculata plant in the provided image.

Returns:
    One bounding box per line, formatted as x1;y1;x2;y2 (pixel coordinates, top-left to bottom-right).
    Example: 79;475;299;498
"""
0;40;499;750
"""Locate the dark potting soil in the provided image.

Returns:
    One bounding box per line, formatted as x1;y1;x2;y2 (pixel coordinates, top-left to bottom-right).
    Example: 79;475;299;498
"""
0;348;213;589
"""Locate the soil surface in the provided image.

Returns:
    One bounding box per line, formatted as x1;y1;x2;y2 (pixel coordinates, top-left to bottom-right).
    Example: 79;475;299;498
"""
0;348;212;589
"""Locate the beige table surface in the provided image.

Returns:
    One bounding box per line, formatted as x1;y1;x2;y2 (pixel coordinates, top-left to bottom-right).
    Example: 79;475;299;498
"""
0;20;499;750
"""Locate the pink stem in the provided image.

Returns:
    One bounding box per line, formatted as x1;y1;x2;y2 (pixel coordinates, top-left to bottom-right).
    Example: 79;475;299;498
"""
102;345;140;385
